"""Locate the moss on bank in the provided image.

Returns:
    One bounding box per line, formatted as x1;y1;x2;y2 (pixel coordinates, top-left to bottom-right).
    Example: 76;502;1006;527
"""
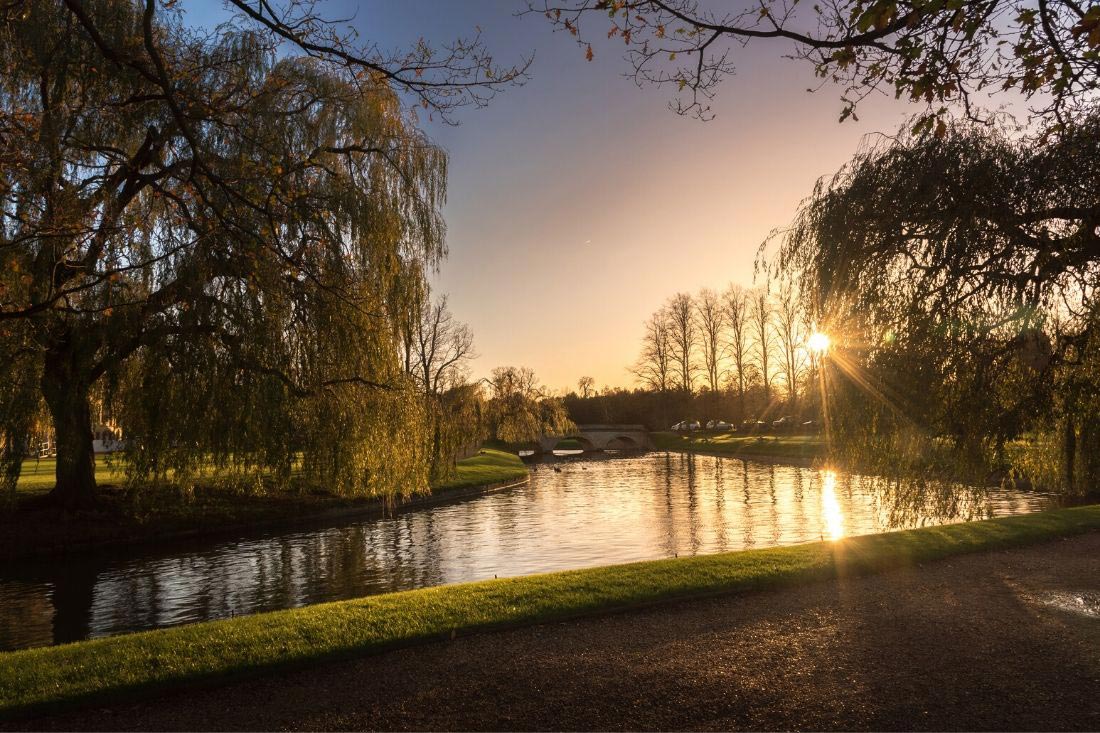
1;504;1097;717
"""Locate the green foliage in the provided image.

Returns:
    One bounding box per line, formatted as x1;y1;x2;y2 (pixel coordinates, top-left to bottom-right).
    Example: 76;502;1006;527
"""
775;116;1100;489
0;2;453;502
2;503;1097;717
485;366;574;443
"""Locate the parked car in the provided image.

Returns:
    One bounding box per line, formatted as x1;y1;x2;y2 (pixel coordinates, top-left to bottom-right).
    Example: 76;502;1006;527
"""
685;420;701;431
670;422;683;431
802;419;819;432
713;420;733;431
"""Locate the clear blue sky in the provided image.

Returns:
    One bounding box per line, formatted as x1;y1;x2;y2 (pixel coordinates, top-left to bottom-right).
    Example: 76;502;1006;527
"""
191;1;919;391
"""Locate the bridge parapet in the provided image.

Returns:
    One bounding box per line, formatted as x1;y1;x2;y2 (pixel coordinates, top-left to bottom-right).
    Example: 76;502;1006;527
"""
538;424;652;452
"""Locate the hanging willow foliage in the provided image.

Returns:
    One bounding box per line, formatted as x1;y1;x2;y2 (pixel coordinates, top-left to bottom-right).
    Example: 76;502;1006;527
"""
773;117;1100;489
0;2;450;505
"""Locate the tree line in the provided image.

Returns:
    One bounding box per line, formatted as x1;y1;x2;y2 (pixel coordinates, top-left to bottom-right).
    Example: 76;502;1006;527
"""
547;1;1100;496
566;282;822;429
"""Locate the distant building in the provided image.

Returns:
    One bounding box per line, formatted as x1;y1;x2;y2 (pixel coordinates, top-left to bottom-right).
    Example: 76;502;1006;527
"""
92;423;124;454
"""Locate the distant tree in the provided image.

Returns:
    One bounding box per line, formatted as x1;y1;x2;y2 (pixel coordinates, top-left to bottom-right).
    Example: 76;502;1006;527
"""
398;284;480;480
723;284;752;417
577;375;596;398
486;366;573;443
633;310;673;393
774;286;806;407
695;288;725;398
666;292;697;392
407;291;477;397
537;0;1100;129
749;290;775;404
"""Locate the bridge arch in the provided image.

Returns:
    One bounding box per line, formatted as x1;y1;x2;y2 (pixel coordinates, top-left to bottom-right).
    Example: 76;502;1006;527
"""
604;435;640;450
547;435;596;452
538;424;652;453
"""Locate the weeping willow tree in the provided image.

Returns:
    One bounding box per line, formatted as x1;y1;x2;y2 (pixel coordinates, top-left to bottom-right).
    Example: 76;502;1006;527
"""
0;1;522;508
774;117;1100;492
486;366;574;445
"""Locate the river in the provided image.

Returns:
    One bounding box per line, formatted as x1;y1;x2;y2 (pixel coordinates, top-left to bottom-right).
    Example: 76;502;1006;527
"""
0;450;1053;651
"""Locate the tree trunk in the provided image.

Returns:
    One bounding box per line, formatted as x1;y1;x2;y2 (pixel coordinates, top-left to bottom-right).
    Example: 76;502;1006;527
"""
1079;413;1100;500
41;347;98;509
1061;416;1076;492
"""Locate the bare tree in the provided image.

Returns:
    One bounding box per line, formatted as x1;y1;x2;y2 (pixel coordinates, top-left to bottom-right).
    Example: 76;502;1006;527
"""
749;289;775;404
633;311;673;393
411;293;477;396
577;376;596;398
774;287;805;407
696;288;725;396
723;284;751;415
667;293;697;393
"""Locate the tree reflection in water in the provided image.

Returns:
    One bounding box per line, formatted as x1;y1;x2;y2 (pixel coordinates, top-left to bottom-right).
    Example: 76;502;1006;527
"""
0;452;1054;651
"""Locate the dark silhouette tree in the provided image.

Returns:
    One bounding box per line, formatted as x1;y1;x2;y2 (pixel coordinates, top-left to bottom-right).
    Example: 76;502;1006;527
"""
722;283;752;419
536;0;1100;129
776;119;1098;485
666;292;697;393
749;289;774;405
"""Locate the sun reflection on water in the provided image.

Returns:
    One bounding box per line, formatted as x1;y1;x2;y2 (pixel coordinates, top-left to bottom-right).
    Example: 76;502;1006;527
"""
821;469;845;540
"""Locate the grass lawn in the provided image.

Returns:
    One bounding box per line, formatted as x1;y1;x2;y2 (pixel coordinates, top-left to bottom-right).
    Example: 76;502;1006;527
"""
653;431;825;461
14;458;127;496
2;449;527;559
1;503;1097;718
15;449;525;497
431;449;529;491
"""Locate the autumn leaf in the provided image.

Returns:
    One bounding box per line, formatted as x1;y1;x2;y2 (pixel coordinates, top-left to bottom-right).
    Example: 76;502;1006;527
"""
586;44;594;62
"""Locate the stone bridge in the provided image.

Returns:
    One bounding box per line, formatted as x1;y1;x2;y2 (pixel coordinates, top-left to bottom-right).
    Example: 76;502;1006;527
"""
538;424;653;453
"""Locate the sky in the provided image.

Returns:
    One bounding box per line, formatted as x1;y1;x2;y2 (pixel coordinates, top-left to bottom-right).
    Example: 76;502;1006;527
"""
192;1;920;392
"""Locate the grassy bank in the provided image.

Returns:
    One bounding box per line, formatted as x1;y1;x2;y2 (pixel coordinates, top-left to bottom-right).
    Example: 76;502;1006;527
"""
2;449;527;559
431;449;529;491
15;449;528;497
2;504;1098;718
653;431;825;461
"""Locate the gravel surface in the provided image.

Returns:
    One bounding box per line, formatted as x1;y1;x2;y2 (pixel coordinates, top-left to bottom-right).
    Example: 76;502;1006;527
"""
11;533;1100;731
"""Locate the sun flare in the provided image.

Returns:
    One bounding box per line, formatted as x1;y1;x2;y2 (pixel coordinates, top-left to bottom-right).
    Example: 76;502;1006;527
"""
808;331;831;353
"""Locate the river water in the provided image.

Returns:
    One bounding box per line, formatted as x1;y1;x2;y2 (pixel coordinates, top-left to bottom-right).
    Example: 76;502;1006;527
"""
0;451;1054;651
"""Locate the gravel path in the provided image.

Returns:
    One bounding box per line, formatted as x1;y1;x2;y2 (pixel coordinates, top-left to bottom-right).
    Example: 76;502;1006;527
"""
13;533;1100;731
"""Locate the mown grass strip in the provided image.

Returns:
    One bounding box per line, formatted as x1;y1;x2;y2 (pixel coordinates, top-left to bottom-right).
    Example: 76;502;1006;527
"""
1;504;1097;718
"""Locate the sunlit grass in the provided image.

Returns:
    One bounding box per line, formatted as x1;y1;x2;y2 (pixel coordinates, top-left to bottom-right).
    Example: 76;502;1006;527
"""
652;431;824;460
14;458;126;495
432;449;529;491
0;504;1096;718
15;449;526;497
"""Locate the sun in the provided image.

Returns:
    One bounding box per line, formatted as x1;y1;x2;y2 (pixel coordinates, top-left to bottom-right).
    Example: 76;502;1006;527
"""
807;331;831;354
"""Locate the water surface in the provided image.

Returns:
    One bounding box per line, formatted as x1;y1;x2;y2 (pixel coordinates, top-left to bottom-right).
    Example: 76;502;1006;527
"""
0;452;1053;651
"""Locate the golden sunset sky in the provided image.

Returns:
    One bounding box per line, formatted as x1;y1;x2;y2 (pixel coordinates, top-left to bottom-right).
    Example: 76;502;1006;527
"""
195;0;925;391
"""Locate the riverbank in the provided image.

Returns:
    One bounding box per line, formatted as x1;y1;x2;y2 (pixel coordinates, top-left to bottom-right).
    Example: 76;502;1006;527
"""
652;431;825;463
1;449;528;561
1;504;1097;720
19;529;1097;731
